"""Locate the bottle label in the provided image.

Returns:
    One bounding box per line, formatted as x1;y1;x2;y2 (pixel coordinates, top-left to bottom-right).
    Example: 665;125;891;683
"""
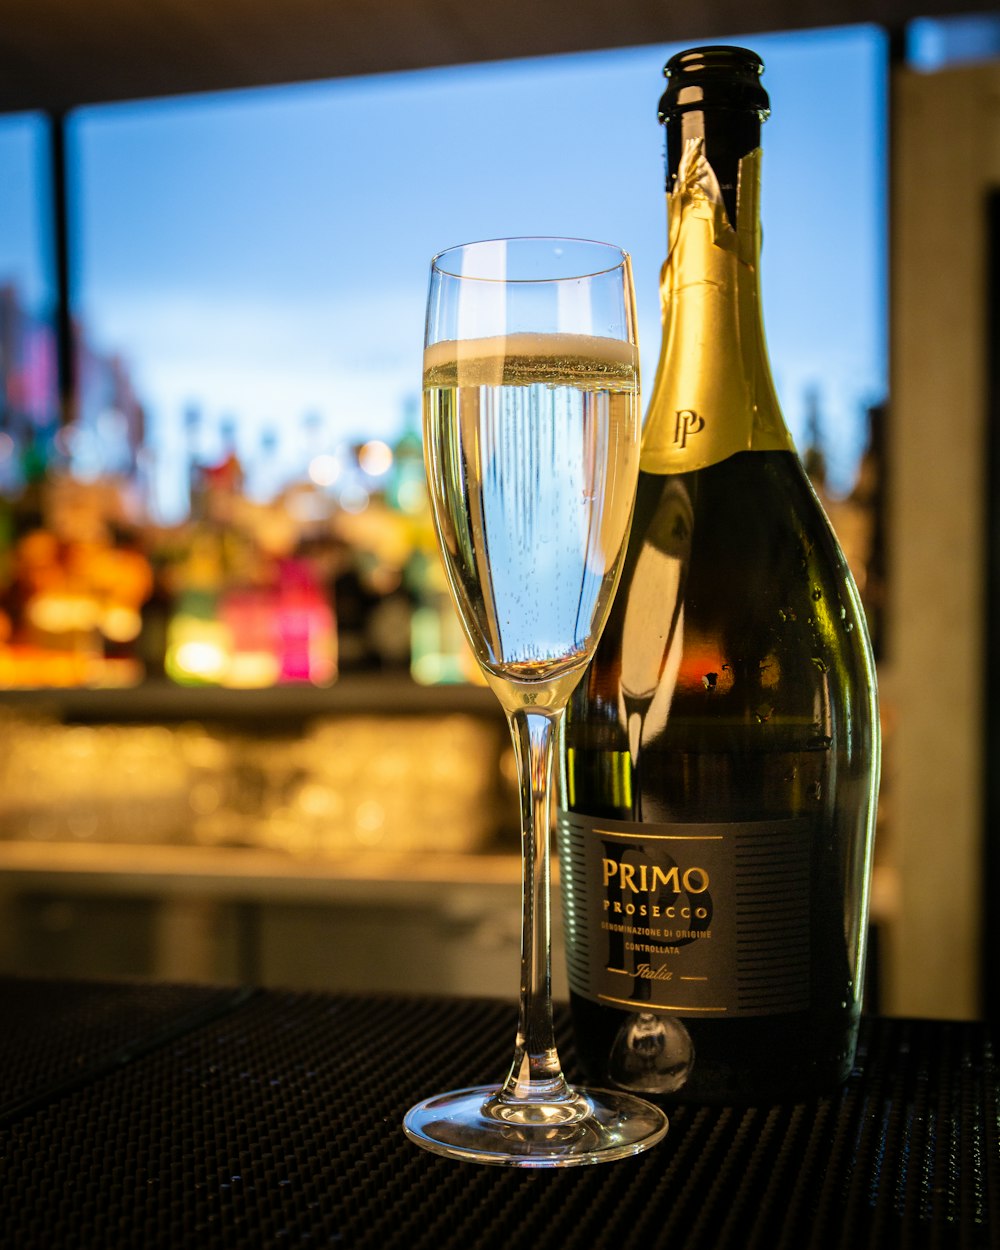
556;810;811;1016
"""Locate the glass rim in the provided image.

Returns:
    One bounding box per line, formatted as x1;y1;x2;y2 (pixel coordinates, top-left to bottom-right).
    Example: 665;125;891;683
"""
430;236;631;284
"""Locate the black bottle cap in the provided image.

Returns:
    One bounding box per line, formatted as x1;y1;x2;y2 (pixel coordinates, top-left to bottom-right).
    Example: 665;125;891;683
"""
658;46;770;122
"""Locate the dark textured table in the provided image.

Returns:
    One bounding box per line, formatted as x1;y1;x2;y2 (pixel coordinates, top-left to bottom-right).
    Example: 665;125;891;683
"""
0;976;995;1249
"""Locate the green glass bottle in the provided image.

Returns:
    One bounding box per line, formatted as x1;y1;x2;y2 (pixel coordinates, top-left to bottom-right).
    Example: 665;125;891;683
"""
558;46;880;1103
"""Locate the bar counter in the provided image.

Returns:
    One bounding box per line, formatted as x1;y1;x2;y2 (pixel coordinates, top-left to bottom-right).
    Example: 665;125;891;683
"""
0;977;995;1249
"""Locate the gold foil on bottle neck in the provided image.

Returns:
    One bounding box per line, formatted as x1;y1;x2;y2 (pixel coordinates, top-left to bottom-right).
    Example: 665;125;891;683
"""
640;141;793;475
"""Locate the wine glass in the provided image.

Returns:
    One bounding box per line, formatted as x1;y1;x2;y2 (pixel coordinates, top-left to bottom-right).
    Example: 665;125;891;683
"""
403;237;668;1166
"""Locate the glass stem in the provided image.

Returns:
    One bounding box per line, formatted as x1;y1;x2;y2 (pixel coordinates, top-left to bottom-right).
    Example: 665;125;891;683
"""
500;704;572;1104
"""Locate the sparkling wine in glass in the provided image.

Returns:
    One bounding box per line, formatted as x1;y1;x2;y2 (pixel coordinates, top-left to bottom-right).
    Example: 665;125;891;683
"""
403;237;668;1166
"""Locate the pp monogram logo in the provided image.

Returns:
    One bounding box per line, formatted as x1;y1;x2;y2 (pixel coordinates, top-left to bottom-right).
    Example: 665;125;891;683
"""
673;409;705;448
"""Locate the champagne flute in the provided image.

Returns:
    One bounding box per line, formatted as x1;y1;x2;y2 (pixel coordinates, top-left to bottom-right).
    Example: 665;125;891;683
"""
403;237;668;1166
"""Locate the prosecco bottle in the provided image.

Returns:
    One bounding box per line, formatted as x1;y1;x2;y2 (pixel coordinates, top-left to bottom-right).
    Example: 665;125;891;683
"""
557;46;880;1104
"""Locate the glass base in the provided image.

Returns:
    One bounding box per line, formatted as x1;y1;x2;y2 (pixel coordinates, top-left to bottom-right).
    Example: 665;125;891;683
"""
402;1084;668;1167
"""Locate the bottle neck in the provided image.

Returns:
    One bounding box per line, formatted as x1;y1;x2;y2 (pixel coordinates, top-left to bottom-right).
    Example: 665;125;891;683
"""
665;108;761;229
641;115;792;475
